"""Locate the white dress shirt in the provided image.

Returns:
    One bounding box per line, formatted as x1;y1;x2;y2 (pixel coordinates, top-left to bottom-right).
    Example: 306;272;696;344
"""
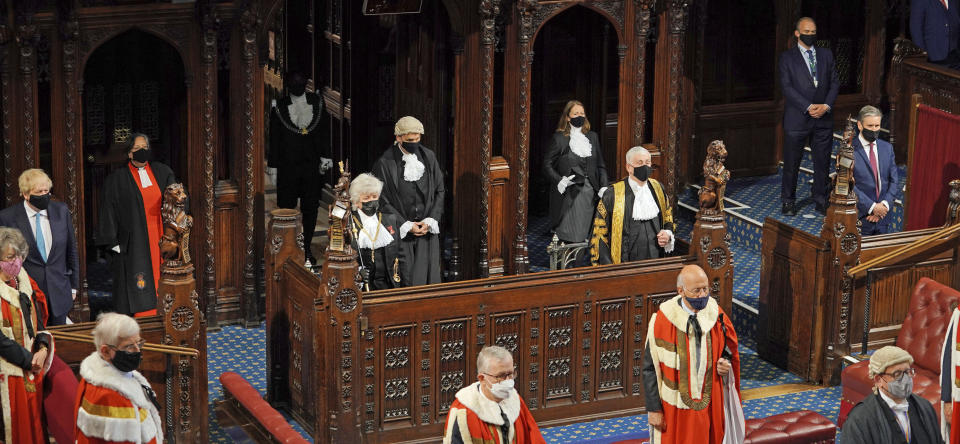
859;133;889;215
356;211;394;250
24;201;52;259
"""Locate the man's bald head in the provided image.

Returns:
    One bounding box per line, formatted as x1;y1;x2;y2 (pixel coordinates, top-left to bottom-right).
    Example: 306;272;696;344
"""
677;265;710;312
795;17;816;31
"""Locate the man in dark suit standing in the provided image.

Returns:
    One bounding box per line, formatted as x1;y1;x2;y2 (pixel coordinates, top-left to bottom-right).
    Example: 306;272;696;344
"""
779;17;839;216
911;0;960;70
0;169;79;325
852;106;900;235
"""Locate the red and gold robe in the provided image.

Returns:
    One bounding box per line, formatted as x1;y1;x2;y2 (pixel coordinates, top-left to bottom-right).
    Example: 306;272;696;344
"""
645;295;740;444
1;267;54;444
942;308;960;442
127;162;163;317
442;382;545;444
74;352;163;444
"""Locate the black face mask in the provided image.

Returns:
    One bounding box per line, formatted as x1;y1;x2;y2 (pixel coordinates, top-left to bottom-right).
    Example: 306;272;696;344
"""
569;116;586;128
29;193;51;211
632;165;652;182
112;349;142;373
289;85;306;97
131;149;150;163
861;128;879;143
401;141;420;152
687;296;709;311
799;34;817;47
361;200;379;216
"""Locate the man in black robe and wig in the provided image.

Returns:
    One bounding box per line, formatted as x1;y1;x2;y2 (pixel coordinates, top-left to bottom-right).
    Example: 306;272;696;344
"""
841;346;942;443
268;71;331;263
371;116;444;286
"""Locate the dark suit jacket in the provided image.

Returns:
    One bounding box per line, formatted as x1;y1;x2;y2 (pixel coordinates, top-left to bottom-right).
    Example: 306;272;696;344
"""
0;200;79;318
543;131;608;229
911;0;960;61
779;45;840;131
852;137;900;222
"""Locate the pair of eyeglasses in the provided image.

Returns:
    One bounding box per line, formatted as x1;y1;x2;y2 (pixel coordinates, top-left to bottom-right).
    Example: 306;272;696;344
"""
109;339;146;353
881;367;916;382
684;287;709;295
483;371;516;382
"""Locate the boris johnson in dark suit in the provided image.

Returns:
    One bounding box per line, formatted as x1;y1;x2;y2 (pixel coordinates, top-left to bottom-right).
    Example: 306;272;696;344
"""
0;169;79;325
911;0;960;68
852;108;901;236
779;18;839;216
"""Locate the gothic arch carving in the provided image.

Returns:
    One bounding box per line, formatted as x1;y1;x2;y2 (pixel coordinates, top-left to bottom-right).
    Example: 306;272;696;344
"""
531;2;625;45
79;25;189;72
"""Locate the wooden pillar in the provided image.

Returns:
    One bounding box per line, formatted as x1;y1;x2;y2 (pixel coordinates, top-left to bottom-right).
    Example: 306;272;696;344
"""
319;171;363;442
264;208;302;405
156;189;208;444
821;120;861;384
0;7;14;205
198;1;220;328
632;0;653;147
691;140;733;315
478;0;499;278
488;157;510;276
16;13;39;171
59;6;89;322
661;0;690;203
513;0;538;275
239;4;263;326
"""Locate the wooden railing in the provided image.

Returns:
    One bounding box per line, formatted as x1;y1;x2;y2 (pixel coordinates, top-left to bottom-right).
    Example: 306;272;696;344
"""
848;222;960;277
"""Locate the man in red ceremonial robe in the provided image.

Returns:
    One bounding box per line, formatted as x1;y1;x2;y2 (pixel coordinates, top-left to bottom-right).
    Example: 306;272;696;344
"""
75;313;163;444
642;264;742;444
0;227;55;444
941;306;960;440
97;133;176;317
443;346;545;444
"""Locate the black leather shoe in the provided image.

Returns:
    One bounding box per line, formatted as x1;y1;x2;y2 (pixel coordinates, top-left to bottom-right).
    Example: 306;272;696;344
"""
814;202;828;215
781;202;797;216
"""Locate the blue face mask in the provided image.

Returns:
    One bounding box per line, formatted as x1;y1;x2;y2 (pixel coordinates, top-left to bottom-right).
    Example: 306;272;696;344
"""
686;296;709;311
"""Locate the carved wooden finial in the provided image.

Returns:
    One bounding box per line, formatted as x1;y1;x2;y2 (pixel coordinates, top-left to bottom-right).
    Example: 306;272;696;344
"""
327;161;353;256
697;140;729;220
945;179;960;226
160;183;193;270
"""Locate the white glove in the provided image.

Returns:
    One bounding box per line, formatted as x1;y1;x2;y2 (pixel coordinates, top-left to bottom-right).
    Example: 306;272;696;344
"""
319;157;334;174
111;245;120;253
266;167;277;186
557;175;576;194
598;187;607;198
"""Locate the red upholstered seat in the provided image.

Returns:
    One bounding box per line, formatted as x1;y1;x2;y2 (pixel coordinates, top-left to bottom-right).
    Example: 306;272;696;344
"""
220;371;309;444
837;277;960;427
744;410;836;443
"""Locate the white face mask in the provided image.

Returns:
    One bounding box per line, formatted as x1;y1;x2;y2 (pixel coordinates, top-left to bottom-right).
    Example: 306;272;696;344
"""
489;377;515;399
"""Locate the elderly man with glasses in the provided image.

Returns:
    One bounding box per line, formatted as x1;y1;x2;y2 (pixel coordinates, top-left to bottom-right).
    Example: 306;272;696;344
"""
442;345;545;444
75;313;163;444
641;264;742;443
841;345;942;443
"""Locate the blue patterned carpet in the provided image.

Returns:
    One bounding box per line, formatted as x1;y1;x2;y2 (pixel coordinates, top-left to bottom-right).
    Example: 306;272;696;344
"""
205;326;819;443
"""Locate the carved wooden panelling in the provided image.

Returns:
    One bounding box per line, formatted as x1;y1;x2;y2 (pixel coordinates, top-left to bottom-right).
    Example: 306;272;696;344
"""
382;326;414;423
436;319;469;416
138;81;160;141
597;300;627;393
545;306;576;403
85;84;105;145
112;82;132;139
493;312;522;354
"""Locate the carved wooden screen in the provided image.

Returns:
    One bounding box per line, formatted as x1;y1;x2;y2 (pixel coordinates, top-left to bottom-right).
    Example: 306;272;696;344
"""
355;257;692;441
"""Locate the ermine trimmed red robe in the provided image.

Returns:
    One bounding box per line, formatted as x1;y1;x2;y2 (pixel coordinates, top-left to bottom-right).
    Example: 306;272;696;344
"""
442;382;545;444
0;268;54;444
74;352;163;444
644;295;740;444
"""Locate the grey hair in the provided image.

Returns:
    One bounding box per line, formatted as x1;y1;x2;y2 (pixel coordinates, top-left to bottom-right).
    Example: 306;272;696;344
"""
796;17;815;30
677;272;685;290
348;173;384;205
128;132;150;152
92;312;141;349
625;146;651;165
477;346;513;374
0;227;29;259
858;105;883;122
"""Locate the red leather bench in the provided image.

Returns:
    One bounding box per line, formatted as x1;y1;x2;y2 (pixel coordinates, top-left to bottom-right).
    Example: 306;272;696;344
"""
838;277;960;427
217;372;308;444
744;410;836;443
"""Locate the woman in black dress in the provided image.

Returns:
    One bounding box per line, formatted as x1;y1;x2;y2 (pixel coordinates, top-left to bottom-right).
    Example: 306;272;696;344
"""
543;100;608;243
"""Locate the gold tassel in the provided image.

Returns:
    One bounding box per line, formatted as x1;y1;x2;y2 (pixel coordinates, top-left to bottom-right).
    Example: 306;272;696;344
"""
393;258;401;283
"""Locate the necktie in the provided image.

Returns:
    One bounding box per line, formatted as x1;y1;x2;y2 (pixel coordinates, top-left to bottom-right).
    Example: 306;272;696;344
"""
890;403;910;441
806;49;817;80
868;142;880;200
688;314;702;369
35;213;47;262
